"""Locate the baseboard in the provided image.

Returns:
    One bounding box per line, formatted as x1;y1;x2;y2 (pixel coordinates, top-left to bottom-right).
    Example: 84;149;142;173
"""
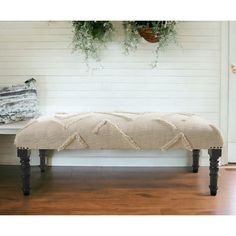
0;149;210;167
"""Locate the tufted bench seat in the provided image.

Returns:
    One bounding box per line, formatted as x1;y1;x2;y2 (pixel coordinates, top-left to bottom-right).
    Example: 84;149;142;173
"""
14;112;224;196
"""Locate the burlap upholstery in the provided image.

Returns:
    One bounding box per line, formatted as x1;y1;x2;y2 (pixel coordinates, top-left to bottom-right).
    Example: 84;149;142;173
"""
14;112;224;151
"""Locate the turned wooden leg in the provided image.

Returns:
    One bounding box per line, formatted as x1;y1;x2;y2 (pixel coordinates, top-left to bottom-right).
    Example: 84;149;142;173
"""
208;148;222;196
39;149;47;172
17;148;31;196
192;149;200;173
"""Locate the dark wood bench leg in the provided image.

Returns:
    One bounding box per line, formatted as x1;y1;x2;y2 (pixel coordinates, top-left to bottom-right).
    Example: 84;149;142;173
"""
208;148;222;196
17;148;31;196
39;149;47;172
192;149;200;173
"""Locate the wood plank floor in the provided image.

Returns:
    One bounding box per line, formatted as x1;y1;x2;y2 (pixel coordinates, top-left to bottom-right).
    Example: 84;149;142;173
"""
0;166;235;215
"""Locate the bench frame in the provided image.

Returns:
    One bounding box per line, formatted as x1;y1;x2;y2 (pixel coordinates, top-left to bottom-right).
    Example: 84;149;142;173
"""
16;148;222;196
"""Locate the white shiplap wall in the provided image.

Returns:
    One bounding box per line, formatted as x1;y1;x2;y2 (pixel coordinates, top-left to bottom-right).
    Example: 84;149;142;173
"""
0;21;221;166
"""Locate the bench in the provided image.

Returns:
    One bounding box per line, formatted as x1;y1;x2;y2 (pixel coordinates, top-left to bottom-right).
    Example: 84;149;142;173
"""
14;112;224;196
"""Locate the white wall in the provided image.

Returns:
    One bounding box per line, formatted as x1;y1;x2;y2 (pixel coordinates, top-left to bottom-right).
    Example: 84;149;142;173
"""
228;22;236;162
0;21;222;166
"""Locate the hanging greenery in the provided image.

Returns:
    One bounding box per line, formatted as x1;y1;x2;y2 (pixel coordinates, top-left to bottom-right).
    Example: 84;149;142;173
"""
123;21;177;66
72;21;114;61
71;21;177;67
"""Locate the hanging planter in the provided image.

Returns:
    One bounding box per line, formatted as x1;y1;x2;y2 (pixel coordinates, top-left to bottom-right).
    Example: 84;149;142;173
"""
135;21;176;43
70;21;177;67
123;21;177;66
72;21;114;62
137;27;159;43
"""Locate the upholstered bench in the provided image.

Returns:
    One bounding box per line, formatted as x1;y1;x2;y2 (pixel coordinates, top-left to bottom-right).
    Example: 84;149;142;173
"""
14;112;224;196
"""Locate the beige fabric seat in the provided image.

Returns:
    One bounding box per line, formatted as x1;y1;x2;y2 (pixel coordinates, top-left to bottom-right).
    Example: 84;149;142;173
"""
14;112;223;151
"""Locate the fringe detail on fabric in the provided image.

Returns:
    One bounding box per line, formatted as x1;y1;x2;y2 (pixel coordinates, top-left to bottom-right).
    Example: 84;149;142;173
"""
52;119;67;129
54;112;69;118
65;114;93;128
76;134;89;148
95;112;134;121
93;120;108;134
55;112;90;120
108;121;141;150
93;119;141;150
113;111;146;115
161;132;192;151
57;133;77;151
175;112;195;117
57;133;89;151
154;118;193;151
55;113;78;119
180;132;193;151
154;118;177;131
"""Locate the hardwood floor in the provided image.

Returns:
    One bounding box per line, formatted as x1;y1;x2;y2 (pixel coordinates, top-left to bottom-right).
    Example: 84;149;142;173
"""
0;165;235;215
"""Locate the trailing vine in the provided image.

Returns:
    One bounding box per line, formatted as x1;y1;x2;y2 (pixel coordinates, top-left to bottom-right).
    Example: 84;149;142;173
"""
71;21;177;67
123;21;177;67
72;21;114;61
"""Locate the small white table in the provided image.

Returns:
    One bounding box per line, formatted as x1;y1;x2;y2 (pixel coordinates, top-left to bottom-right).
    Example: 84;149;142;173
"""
0;121;28;135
